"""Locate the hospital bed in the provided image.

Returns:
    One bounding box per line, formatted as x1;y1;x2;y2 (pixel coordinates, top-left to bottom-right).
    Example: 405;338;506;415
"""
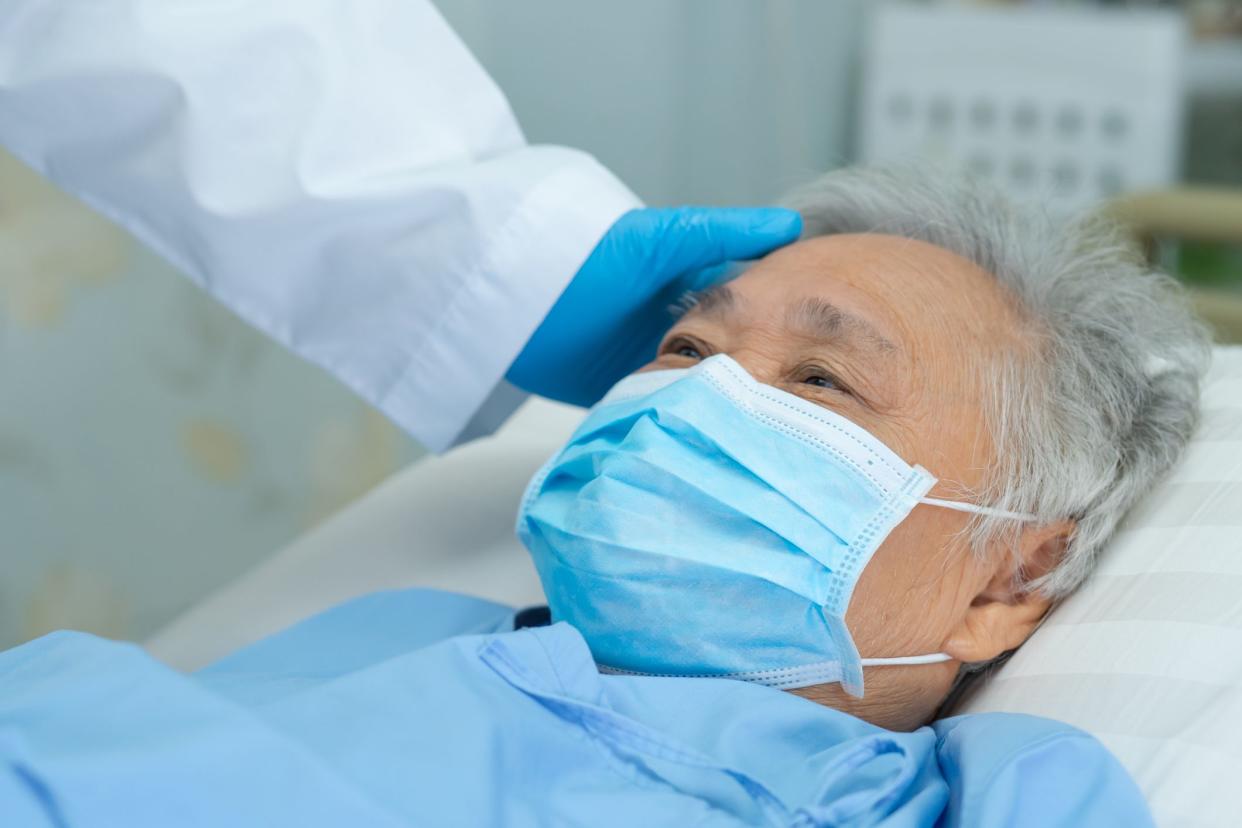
148;343;1242;828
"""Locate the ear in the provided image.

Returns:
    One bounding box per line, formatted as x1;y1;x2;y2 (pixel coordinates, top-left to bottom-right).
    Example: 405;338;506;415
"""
941;520;1075;664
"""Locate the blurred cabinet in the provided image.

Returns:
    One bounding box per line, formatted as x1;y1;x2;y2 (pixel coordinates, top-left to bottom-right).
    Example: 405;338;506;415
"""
858;4;1186;213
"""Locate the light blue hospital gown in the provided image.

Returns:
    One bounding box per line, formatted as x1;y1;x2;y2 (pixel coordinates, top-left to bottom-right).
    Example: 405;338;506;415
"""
0;588;1152;827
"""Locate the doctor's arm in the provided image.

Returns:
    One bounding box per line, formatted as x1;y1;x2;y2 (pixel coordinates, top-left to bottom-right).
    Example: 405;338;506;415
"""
0;1;800;451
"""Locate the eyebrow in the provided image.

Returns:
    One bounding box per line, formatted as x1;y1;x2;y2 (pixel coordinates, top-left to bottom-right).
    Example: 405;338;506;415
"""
681;284;899;354
678;283;737;317
786;297;899;354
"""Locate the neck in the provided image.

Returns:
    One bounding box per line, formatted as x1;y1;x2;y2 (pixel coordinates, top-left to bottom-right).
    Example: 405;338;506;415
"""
788;665;953;731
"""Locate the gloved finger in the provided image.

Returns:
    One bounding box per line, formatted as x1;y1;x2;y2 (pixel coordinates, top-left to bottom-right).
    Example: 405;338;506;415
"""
655;206;802;276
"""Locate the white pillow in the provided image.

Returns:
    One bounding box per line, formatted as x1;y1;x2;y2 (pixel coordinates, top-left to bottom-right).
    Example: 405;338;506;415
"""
148;347;1242;828
953;345;1242;828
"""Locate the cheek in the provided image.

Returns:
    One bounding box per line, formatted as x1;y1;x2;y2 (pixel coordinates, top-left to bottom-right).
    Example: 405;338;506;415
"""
843;507;977;655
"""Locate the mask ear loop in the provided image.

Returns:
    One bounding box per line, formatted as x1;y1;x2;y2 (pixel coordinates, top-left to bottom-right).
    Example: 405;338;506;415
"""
857;494;1039;673
919;496;1039;523
860;652;954;667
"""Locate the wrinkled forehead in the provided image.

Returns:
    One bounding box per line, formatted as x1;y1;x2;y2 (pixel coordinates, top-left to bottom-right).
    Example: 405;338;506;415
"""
690;234;1026;371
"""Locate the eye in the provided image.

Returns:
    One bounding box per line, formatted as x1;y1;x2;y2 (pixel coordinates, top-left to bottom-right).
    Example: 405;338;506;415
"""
793;362;852;396
803;374;840;390
675;343;703;360
660;335;708;362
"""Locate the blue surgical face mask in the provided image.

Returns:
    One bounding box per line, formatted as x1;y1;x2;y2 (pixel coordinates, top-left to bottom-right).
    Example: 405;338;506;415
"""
516;354;1035;697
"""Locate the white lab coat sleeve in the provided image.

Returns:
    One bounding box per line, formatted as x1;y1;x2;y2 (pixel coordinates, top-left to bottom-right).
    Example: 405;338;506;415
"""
0;0;640;452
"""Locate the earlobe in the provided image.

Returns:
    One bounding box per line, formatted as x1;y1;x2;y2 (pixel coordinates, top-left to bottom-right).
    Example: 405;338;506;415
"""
940;520;1073;664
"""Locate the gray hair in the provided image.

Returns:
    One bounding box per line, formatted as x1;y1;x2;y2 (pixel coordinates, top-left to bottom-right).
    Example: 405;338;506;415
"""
781;165;1211;599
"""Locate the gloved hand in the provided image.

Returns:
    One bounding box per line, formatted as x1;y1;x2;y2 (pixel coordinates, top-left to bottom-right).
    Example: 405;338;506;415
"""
506;206;803;407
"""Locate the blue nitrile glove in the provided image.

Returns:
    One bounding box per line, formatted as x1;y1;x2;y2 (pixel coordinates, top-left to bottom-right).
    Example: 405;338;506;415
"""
506;206;803;406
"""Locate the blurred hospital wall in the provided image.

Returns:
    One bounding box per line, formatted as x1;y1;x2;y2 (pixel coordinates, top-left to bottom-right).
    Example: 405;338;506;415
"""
2;0;1240;649
437;0;868;205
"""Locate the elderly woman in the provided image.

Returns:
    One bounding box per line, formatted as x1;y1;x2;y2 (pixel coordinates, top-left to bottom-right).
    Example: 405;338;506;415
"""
0;166;1208;827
